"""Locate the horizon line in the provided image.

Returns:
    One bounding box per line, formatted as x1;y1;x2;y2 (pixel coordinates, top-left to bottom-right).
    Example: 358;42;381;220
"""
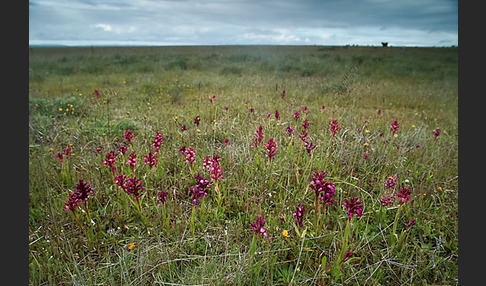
29;43;458;48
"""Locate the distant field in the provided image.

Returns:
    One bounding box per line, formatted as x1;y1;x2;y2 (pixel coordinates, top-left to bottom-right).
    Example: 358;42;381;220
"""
29;45;458;285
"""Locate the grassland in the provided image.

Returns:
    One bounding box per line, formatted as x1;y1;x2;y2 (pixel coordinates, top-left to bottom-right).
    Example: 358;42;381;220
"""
29;45;458;285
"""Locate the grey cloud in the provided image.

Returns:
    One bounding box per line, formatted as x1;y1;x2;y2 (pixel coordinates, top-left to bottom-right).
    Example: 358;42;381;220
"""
29;0;457;46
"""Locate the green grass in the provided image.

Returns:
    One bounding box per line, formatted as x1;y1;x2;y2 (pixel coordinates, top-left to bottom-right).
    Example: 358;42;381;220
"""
29;45;458;285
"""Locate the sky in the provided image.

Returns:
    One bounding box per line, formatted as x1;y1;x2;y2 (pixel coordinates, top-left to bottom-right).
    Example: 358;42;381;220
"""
29;0;458;47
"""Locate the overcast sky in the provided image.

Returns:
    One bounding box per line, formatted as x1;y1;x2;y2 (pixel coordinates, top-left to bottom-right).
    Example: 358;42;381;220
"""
29;0;458;47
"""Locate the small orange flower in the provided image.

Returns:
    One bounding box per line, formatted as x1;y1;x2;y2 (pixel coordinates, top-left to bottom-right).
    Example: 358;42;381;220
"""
128;243;135;250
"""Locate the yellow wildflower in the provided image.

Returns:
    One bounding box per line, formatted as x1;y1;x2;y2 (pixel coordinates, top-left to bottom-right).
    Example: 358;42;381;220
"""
197;129;201;133
364;142;369;146
438;187;442;191
282;230;289;238
128;243;135;250
365;129;370;133
412;124;416;128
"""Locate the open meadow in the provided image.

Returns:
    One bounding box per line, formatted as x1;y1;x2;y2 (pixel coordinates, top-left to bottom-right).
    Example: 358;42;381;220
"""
29;45;458;285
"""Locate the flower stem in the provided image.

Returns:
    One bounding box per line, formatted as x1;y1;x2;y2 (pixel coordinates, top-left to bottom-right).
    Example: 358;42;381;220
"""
390;204;402;245
191;204;196;238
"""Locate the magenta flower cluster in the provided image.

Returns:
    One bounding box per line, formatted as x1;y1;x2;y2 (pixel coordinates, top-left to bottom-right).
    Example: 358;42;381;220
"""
250;214;268;238
302;119;309;130
380;194;395;207
103;150;118;175
125;177;144;199
433;128;441;139
184;147;197;165
299;130;308;141
304;140;316;156
118;145;128;155
189;173;211;204
64;179;94;213
396;187;412;204
152;131;164;154
292;203;306;227
202;155;224;183
124;129;134;145
310;171;336;206
156;190;168;204
343;196;364;219
286;126;295;136
194;115;201;127
329;120;340;137
114;174;144;199
202;155;213;170
144;151;157;168
390;120;400;134
265;138;277;160
293;111;300;121
64;193;79;213
114;174;127;190
126;152;137;172
384;174;398;189
252;125;265;148
209;157;224;183
55;148;72;162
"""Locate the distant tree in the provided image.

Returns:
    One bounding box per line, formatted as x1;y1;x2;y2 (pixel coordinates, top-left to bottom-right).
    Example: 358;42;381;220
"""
381;42;388;47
